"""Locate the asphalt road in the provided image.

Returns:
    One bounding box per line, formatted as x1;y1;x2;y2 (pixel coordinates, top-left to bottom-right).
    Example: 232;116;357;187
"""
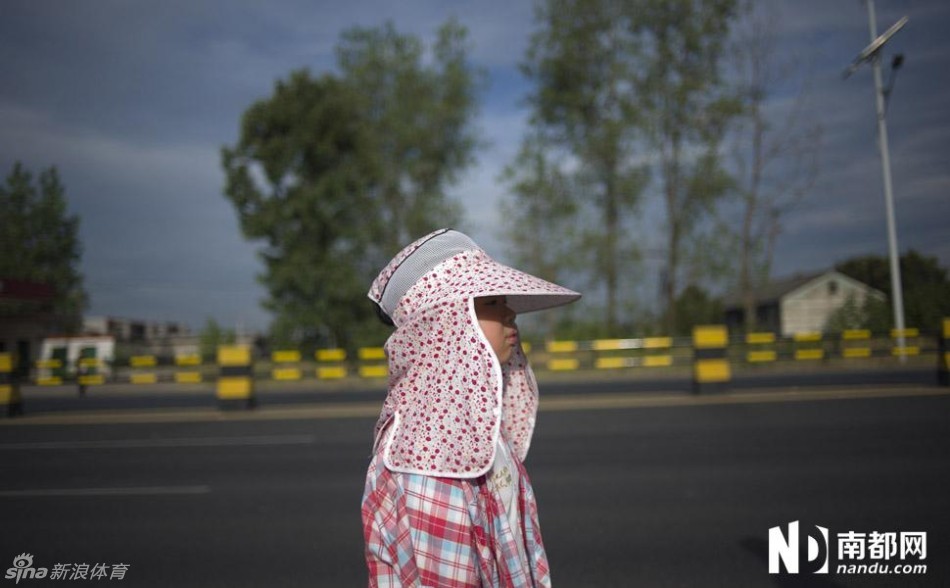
1;382;948;587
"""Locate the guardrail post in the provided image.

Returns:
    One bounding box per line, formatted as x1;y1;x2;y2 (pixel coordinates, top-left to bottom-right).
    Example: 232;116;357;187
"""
358;347;388;379
271;350;302;382
129;355;158;384
692;325;730;394
316;348;348;380
174;353;203;384
0;353;23;417
217;345;255;410
939;318;950;387
546;340;580;371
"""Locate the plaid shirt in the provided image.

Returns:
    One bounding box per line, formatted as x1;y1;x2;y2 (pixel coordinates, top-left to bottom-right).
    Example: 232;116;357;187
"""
362;445;551;587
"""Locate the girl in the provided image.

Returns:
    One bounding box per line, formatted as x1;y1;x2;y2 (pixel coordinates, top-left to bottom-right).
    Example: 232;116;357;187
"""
362;229;580;587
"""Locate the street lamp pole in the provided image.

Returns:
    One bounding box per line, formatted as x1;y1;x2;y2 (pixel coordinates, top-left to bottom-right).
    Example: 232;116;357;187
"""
848;0;908;361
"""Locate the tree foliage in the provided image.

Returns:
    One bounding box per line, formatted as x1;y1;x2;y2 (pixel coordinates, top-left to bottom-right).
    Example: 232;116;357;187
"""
198;317;236;360
221;20;482;349
823;293;890;334
498;133;583;338
672;284;724;336
513;0;738;336
0;162;87;330
519;0;649;333
637;0;740;334
835;250;950;331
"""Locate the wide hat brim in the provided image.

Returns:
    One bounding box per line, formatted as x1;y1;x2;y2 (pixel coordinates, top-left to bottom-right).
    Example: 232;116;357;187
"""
464;254;581;314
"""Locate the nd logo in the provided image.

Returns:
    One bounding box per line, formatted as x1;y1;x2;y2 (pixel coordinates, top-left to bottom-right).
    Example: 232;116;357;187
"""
768;521;830;574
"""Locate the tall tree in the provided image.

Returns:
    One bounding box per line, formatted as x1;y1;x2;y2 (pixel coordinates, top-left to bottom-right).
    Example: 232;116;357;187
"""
637;0;741;334
728;2;821;332
520;0;649;333
499;133;582;337
337;19;483;255
221;21;482;349
0;162;87;331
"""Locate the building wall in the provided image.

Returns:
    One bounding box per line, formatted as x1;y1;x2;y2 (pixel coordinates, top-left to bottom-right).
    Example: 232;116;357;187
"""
780;273;880;335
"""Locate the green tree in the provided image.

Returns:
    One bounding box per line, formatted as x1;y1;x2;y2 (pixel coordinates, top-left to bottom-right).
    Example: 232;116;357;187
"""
198;318;236;360
221;21;482;350
836;251;950;332
638;0;741;335
824;293;890;334
499;133;583;338
520;0;649;333
517;0;738;336
0;162;87;331
672;284;724;336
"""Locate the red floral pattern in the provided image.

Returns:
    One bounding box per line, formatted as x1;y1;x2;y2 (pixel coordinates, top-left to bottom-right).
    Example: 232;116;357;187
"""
369;244;575;478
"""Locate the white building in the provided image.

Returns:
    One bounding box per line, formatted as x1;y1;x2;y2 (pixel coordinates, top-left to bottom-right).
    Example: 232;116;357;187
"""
724;270;885;336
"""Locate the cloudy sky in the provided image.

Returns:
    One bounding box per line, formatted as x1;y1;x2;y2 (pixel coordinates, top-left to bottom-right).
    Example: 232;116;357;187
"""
2;0;948;334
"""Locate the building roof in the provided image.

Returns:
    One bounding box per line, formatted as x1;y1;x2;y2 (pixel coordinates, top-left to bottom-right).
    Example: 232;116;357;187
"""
723;269;883;310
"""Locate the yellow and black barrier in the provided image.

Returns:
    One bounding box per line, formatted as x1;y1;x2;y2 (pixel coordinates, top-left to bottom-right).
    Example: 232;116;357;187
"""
316;348;348;379
36;358;64;386
745;332;777;363
358;347;388;379
693;325;730;394
592;339;629;370
0;353;23;417
939;318;949;386
547;340;580;371
591;338;675;369
217;345;255;409
841;330;872;359
793;332;824;361
891;328;920;358
129;355;158;384
174;353;203;383
78;356;105;387
271;350;302;381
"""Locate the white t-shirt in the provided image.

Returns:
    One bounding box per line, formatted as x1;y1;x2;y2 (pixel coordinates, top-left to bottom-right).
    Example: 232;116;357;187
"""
489;436;521;536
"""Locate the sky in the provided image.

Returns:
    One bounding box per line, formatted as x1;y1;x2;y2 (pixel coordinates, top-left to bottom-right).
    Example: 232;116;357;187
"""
2;0;948;334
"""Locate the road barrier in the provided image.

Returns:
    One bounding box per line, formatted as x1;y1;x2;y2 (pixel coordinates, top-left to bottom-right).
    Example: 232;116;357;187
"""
892;328;920;357
357;347;387;379
129;355;158;385
794;332;824;361
940;319;950;386
271;350;302;381
217;345;255;409
19;318;949;391
692;325;731;394
842;329;872;358
745;332;777;363
175;353;203;383
316;348;348;379
0;353;22;417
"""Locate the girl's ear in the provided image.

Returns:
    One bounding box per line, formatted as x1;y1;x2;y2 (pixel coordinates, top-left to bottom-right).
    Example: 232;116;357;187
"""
374;302;395;327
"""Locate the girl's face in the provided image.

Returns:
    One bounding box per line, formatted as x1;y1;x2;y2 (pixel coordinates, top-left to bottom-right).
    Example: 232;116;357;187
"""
474;296;518;363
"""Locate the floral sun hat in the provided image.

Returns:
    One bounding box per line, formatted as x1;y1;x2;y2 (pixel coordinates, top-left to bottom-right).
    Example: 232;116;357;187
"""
368;228;581;478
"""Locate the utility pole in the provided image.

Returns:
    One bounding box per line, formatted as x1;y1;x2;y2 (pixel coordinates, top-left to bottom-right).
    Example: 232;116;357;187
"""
843;1;908;361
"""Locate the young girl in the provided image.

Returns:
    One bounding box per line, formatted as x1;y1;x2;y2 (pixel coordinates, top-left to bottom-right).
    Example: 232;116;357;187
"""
362;229;580;587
